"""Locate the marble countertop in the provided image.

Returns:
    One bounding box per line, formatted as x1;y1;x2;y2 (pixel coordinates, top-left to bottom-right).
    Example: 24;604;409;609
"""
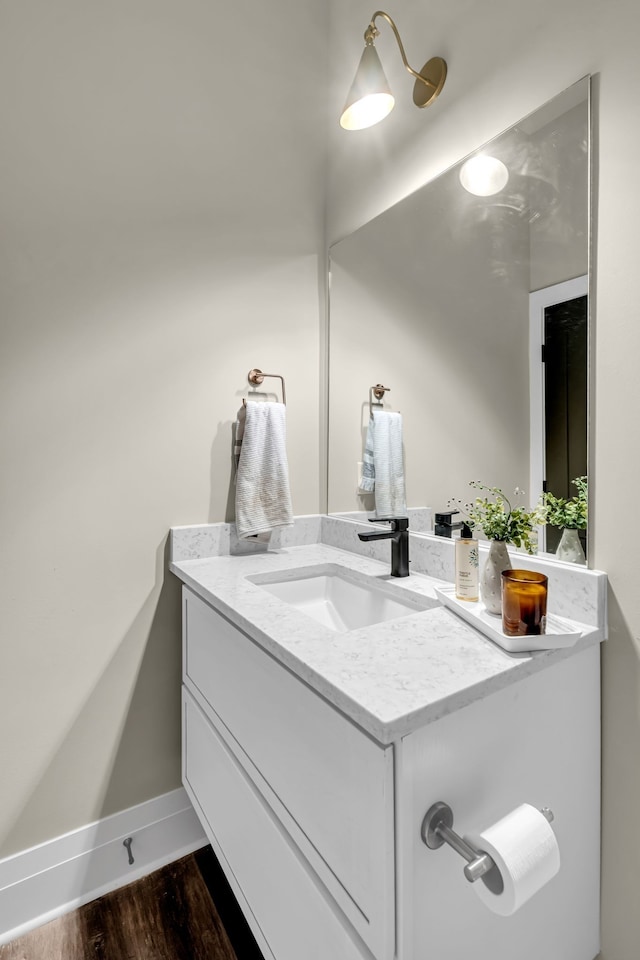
170;543;601;744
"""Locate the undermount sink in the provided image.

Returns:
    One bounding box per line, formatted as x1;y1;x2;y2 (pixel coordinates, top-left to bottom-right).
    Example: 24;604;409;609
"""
249;563;437;633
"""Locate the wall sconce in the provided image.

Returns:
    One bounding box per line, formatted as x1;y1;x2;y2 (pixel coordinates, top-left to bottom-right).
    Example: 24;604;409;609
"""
340;10;447;131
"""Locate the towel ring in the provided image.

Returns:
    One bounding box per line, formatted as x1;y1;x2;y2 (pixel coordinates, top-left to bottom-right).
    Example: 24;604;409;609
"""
243;369;287;406
369;383;390;417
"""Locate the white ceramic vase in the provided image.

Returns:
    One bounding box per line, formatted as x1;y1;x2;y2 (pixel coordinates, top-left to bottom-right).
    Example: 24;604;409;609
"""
481;540;512;615
556;527;586;564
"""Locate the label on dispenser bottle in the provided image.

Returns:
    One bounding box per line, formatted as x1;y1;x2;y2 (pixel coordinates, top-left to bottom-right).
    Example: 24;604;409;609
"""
455;539;479;601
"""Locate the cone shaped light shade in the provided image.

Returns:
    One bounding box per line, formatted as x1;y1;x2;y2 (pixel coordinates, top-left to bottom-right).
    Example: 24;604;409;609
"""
340;44;395;130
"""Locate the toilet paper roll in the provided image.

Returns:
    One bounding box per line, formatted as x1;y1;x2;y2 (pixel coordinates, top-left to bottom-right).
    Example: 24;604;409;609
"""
464;803;560;916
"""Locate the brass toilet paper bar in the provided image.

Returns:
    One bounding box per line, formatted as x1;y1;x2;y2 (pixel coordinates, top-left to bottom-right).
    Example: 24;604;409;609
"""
421;801;554;883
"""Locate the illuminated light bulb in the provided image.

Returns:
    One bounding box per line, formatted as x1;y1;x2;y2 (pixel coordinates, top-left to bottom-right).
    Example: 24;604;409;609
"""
340;92;395;130
459;155;509;197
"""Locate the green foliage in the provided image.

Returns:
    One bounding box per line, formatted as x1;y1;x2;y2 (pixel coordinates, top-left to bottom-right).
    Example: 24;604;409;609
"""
449;482;547;555
544;476;588;530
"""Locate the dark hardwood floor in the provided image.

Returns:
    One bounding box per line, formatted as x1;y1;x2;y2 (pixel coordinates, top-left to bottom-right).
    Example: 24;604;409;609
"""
0;847;264;960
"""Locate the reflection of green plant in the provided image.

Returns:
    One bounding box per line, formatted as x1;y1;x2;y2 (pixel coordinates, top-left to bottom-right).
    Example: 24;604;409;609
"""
450;482;546;554
544;476;588;530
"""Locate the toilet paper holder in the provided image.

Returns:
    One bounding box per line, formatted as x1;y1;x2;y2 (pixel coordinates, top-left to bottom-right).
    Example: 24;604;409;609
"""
421;801;554;883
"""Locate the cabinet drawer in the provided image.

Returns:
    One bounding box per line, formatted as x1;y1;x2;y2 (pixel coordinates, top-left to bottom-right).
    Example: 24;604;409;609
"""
183;689;369;960
183;587;394;959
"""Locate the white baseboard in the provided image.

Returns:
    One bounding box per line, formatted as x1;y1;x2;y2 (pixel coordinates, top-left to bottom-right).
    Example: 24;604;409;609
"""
0;787;207;946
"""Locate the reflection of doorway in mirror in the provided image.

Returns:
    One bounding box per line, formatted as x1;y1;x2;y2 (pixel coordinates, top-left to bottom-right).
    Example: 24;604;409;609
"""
529;276;588;554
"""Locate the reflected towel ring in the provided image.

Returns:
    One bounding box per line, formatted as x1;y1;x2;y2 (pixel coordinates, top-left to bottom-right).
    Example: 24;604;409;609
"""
369;383;390;417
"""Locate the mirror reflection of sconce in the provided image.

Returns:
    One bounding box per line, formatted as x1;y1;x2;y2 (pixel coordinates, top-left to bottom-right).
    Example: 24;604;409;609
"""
459;155;510;197
459;140;560;223
340;10;447;131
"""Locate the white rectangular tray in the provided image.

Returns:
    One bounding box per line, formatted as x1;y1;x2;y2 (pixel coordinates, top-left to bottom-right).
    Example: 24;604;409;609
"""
434;584;584;653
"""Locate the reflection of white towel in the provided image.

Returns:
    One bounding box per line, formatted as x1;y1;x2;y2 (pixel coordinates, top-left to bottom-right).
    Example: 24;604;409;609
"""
359;410;406;516
360;417;376;493
235;401;294;540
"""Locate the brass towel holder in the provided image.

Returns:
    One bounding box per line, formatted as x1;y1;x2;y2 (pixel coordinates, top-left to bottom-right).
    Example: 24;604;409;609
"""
369;383;390;416
243;369;287;406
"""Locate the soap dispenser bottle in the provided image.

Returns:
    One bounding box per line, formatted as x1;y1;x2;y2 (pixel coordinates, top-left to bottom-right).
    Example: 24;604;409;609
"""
455;523;479;601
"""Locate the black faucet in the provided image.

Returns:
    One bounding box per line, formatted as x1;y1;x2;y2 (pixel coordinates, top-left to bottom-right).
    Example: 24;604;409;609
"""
434;509;463;538
357;517;410;578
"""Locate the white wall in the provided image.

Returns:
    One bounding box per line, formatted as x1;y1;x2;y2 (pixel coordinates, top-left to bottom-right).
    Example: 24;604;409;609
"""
327;1;640;957
0;0;327;857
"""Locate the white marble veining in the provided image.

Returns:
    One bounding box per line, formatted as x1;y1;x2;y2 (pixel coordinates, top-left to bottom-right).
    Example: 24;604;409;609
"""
171;521;232;561
171;515;322;561
330;507;433;533
170;541;603;744
231;514;322;553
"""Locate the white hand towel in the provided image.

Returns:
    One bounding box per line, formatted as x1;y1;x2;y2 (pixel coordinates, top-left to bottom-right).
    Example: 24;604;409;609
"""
235;401;294;540
360;416;376;493
360;410;406;516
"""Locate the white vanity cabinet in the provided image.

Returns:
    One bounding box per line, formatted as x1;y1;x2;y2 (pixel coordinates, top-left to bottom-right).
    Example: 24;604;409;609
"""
176;545;603;960
182;587;395;960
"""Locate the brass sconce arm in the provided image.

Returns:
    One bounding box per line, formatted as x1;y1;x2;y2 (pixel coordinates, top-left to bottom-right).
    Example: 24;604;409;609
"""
365;11;437;91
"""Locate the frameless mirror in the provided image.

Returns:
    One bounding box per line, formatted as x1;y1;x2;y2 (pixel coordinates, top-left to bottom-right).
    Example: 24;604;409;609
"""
328;78;590;561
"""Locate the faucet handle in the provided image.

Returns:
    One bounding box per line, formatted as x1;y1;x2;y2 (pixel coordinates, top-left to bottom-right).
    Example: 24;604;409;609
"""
369;516;409;532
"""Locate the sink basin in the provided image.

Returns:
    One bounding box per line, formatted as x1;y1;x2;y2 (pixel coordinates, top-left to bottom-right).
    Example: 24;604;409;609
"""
249;563;437;633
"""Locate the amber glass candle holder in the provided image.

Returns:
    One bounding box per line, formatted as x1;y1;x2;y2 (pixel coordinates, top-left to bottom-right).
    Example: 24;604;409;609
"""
501;570;548;636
